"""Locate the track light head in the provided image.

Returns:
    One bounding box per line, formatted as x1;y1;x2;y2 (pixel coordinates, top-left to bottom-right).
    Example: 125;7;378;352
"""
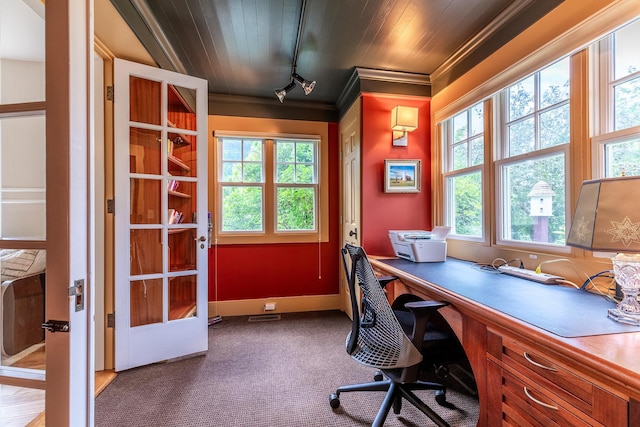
275;80;297;103
292;72;316;95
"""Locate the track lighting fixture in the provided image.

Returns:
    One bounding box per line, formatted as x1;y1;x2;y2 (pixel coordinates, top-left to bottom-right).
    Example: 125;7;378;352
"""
275;80;296;103
274;72;316;102
292;72;316;95
274;0;315;103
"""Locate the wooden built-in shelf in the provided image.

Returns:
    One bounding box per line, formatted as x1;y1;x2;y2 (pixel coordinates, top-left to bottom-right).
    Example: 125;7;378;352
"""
168;302;197;321
168;120;192;147
168;228;192;235
168;189;190;198
169;264;195;271
168;155;190;172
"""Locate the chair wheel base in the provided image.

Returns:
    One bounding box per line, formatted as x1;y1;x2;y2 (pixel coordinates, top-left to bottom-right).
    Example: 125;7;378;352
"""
374;370;384;381
329;393;340;409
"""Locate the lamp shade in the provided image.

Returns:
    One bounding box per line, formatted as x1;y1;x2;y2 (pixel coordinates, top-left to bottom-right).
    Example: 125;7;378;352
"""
390;106;418;132
566;176;640;252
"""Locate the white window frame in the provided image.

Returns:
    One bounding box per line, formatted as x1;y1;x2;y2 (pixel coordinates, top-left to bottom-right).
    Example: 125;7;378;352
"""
214;131;324;244
441;102;487;242
593;17;640;179
273;138;319;233
443;168;484;241
494;58;571;252
218;137;266;234
494;145;571;253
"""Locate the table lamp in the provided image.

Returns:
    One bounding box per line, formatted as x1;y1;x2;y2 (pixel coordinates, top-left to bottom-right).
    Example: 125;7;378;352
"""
566;176;640;325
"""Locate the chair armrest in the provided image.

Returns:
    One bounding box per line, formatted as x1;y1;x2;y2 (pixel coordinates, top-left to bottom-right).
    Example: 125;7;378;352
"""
403;300;449;345
404;300;448;310
377;275;398;289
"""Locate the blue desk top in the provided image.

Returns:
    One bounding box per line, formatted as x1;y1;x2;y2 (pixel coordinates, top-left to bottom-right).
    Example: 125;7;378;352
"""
378;257;640;338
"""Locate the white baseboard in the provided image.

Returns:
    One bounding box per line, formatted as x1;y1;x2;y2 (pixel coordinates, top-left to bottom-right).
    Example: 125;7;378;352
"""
207;294;343;317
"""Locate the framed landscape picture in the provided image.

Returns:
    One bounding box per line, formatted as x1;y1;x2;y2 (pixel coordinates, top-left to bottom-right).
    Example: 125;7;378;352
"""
384;159;421;193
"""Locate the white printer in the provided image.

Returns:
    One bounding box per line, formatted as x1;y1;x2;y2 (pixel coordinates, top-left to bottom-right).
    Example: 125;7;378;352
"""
388;227;451;262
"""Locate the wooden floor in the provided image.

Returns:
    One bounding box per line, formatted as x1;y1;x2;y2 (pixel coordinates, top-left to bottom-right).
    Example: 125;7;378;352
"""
21;370;117;427
1;344;116;427
0;384;44;427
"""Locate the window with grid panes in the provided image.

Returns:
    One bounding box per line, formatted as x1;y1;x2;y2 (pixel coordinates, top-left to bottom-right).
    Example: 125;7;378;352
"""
594;18;640;179
217;136;319;238
442;102;484;238
497;57;569;246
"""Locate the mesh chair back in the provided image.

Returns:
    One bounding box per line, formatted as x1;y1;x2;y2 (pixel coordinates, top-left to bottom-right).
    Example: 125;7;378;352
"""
343;244;423;369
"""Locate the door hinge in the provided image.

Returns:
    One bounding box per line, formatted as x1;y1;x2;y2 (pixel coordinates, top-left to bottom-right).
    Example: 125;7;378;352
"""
42;320;70;333
107;199;115;214
107;313;115;328
106;85;114;101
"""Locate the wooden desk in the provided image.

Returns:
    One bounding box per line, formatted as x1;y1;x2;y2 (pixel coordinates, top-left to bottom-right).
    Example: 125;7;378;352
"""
371;257;640;427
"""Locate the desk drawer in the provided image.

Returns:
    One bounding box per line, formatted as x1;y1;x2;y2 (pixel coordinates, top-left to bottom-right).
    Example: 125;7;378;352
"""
502;339;592;413
488;334;627;426
500;365;595;427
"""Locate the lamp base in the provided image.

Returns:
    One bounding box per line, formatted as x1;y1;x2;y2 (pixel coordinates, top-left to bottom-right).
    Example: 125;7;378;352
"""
607;307;640;325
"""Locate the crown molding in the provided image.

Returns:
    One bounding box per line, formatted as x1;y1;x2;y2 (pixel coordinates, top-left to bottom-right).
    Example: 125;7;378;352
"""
430;0;564;94
431;0;535;84
129;0;187;74
336;67;431;118
354;68;431;86
208;93;339;122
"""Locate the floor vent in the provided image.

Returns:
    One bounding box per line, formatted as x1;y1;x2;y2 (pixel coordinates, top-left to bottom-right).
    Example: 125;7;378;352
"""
248;314;281;322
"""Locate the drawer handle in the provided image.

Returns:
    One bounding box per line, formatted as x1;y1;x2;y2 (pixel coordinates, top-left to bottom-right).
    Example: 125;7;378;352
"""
523;386;558;411
523;351;557;372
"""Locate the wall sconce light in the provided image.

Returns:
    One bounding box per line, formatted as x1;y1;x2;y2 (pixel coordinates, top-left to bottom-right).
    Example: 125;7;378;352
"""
391;106;419;146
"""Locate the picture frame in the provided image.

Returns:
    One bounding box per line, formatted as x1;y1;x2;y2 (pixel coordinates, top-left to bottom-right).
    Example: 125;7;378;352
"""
384;159;421;193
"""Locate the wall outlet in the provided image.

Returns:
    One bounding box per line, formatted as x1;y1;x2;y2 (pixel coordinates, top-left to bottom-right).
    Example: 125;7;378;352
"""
264;302;276;311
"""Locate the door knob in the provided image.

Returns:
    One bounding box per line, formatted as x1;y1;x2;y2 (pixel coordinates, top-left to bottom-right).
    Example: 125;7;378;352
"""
349;228;358;239
195;235;206;242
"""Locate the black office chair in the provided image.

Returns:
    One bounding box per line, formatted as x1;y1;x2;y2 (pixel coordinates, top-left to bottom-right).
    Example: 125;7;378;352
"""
391;293;476;396
329;244;455;427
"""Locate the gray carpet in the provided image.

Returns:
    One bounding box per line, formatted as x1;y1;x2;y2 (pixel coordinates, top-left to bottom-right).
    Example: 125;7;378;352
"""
95;311;479;426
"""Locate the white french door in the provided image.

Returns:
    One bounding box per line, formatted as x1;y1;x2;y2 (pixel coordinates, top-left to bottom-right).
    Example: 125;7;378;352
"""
113;58;208;371
0;1;94;425
340;99;362;319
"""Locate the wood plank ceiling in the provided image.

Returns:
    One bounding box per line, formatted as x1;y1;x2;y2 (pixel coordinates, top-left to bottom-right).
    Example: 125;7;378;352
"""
110;0;563;114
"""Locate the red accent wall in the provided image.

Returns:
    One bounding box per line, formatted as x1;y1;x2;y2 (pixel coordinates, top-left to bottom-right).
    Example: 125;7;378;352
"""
361;94;432;257
208;122;340;301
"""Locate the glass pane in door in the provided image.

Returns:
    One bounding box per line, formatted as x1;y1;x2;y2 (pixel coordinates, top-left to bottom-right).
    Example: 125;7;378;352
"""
129;128;161;175
0;115;46;240
130;229;162;275
130;278;163;327
168;228;196;272
167;85;197;179
168;181;195;224
0;0;45;104
0;248;46;368
169;275;197;321
167;85;196;130
130;178;161;225
129;76;160;125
